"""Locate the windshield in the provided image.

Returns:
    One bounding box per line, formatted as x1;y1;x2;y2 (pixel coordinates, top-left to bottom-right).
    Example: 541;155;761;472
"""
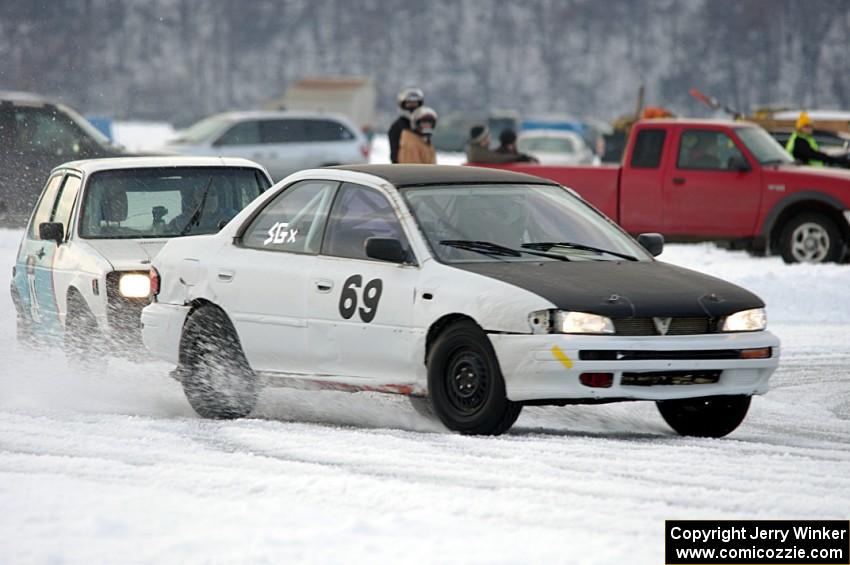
518;136;576;154
79;167;269;239
170;115;232;145
735;126;794;164
402;184;651;263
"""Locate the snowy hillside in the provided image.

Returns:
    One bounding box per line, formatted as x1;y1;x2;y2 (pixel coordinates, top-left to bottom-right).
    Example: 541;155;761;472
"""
1;227;848;563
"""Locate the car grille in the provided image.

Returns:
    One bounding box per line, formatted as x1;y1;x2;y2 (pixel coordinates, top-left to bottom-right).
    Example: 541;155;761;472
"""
611;317;717;336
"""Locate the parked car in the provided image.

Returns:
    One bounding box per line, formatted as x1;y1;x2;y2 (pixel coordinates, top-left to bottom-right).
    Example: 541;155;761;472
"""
161;111;369;181
142;164;779;437
0;91;128;226
517;130;596;165
9;157;271;362
475;119;850;264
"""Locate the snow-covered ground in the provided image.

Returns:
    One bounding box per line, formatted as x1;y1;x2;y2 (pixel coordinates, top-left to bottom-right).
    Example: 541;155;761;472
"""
2;228;849;564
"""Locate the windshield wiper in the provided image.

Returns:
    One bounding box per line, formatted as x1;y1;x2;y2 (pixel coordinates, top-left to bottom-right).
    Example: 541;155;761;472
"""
761;159;789;165
179;176;214;236
522;241;637;261
440;240;568;261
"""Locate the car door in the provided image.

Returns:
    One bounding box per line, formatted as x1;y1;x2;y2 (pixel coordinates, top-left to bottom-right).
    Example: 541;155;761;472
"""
259;119;312;179
663;128;760;237
209;119;272;174
308;182;420;384
303;119;359;167
13;173;68;341
211;179;338;374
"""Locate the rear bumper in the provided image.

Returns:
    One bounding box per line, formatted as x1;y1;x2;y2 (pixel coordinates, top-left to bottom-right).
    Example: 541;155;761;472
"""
141;302;190;364
490;330;780;402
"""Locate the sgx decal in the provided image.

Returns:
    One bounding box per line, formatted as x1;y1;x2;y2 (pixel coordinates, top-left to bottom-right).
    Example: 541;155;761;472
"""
338;274;383;323
264;221;298;245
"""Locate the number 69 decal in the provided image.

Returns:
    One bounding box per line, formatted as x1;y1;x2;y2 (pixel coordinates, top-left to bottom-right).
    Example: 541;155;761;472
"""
339;274;383;323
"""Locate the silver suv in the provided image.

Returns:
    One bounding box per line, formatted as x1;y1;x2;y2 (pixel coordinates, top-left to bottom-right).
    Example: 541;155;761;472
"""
161;111;369;181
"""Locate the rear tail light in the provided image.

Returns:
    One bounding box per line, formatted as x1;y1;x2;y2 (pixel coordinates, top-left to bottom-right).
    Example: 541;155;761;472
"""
360;143;370;159
579;372;614;388
149;267;160;298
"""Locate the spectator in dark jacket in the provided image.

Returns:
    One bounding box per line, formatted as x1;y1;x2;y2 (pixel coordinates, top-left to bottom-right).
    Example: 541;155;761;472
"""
467;125;535;164
496;128;538;163
786;111;849;167
388;87;424;164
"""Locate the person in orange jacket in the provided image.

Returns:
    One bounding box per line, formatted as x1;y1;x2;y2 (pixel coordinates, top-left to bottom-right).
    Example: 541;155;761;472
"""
398;106;437;164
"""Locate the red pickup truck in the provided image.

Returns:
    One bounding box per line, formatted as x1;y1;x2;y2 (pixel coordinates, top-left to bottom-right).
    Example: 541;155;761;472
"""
478;119;850;264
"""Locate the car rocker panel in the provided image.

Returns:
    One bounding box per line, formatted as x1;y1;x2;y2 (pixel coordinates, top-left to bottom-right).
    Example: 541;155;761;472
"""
142;165;780;436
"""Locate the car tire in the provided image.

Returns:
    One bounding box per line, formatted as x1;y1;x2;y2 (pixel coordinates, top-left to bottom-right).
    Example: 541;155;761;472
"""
179;304;257;419
426;320;522;435
65;294;107;371
656;395;751;438
779;212;844;264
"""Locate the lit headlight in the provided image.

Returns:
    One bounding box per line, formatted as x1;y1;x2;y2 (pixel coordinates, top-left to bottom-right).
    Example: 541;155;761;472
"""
554;311;615;335
721;308;767;332
119;273;151;298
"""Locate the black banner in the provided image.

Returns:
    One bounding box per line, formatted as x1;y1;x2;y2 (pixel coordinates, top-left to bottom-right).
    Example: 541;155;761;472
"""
666;520;849;564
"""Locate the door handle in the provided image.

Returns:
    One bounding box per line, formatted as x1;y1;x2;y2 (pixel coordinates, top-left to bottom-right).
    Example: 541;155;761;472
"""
217;270;235;282
314;279;333;293
672;177;686;185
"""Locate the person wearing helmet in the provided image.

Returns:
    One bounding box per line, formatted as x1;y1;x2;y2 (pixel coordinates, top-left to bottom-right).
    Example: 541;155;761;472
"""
397;106;437;164
388;87;424;163
786;111;849;167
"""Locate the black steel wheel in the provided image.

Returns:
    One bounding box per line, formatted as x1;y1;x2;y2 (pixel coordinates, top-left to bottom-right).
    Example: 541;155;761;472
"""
179;304;257;419
656;395;752;438
426;320;521;435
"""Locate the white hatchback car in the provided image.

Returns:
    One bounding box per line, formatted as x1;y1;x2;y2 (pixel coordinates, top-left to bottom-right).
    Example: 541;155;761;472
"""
10;157;271;361
142;165;779;436
161;111;370;181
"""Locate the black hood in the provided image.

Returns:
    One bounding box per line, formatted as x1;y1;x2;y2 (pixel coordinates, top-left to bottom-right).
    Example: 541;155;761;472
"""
454;260;764;318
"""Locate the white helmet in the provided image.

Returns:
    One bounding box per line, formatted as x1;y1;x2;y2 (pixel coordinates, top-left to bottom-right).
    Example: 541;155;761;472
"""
397;87;424;113
412;106;437;136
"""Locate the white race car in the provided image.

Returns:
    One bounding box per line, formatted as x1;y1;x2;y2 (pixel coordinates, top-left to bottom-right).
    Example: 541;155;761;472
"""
142;165;780;436
10;157;271;362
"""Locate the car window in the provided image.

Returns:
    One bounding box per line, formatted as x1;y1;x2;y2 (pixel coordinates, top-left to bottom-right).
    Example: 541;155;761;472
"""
13;107;93;157
677;130;745;171
80;167;267;238
28;174;65;237
630;129;666;168
306;119;355;141
322;183;410;261
260;119;308;144
215;121;261;146
241;179;338;253
51;175;82;236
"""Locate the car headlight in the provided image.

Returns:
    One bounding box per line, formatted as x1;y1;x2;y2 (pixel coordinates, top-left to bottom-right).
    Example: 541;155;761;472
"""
721;308;767;332
552;311;615;335
119;273;151;298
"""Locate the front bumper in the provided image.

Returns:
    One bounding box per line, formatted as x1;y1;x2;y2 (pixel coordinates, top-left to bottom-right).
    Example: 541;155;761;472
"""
141;302;191;364
490;330;780;402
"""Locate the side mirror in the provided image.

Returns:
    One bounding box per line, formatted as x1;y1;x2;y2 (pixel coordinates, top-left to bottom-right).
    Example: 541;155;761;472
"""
39;222;64;245
637;232;664;257
728;155;750;172
365;237;409;264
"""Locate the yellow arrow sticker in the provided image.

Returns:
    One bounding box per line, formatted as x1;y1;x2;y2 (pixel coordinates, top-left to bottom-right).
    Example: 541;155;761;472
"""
551;345;573;369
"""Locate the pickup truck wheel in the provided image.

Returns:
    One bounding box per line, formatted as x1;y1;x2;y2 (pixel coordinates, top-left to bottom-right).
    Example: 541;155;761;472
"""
179;305;257;419
779;213;843;264
426;320;522;435
656;395;751;438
